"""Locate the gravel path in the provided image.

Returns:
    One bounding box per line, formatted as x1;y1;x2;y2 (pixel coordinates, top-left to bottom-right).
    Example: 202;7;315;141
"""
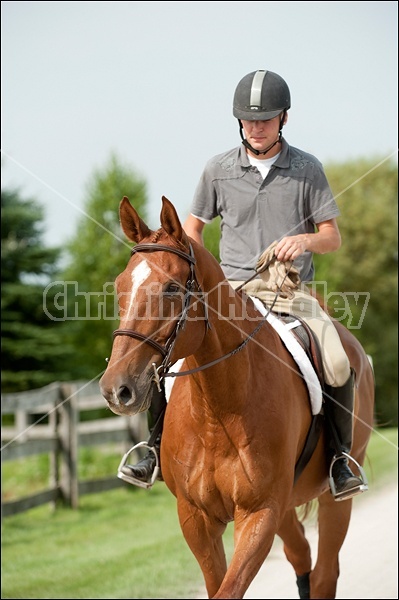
196;482;398;599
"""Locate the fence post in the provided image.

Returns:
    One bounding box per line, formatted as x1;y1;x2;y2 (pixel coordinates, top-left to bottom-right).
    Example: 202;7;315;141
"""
49;388;61;511
15;409;28;442
57;383;79;509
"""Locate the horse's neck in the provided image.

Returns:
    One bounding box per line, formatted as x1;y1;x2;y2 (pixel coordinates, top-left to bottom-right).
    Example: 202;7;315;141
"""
206;279;261;339
186;279;266;405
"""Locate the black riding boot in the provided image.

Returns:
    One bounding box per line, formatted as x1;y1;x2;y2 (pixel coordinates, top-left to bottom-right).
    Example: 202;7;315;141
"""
324;369;367;501
121;386;167;484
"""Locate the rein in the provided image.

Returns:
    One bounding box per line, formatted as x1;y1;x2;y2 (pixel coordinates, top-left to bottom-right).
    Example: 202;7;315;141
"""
112;242;283;390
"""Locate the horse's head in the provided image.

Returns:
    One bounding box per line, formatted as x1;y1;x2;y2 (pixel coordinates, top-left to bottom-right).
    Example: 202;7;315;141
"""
100;196;207;416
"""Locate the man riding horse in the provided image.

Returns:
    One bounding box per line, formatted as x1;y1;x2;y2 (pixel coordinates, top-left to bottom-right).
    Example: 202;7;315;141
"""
121;69;368;501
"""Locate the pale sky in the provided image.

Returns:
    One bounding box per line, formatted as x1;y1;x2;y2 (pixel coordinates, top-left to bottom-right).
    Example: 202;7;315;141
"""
1;1;398;247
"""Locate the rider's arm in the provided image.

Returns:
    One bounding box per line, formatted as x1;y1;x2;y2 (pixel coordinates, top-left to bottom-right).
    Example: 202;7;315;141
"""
275;218;341;262
183;214;206;247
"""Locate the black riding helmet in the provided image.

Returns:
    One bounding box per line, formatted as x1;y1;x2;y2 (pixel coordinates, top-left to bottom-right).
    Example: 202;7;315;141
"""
233;70;291;155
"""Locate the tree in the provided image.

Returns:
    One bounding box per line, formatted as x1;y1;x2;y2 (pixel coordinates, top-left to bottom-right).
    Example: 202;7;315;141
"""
1;188;73;391
318;156;398;427
203;216;221;262
60;153;149;380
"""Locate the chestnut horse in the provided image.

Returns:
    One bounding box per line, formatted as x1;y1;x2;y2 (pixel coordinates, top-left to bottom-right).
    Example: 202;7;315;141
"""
100;196;374;599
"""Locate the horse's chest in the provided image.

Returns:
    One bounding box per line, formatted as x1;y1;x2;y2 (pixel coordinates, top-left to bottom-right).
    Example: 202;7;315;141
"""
172;437;268;510
165;406;276;509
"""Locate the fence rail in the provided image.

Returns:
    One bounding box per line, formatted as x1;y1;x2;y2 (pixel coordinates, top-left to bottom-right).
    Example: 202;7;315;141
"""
1;381;147;517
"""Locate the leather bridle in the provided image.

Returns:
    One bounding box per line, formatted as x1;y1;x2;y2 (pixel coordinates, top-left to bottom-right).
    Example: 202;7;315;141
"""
112;242;209;390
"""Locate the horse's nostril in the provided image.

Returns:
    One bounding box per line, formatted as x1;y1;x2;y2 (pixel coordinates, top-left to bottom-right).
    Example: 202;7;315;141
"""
117;385;132;405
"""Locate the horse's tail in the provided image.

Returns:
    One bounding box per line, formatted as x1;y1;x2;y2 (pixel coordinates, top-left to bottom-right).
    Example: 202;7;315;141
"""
297;499;318;522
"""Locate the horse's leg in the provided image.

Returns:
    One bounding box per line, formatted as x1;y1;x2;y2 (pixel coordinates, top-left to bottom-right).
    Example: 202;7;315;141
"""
210;507;280;599
177;499;228;599
277;508;313;599
310;490;353;599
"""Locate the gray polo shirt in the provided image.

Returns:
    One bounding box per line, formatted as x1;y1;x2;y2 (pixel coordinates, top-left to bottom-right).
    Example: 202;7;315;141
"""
190;138;340;282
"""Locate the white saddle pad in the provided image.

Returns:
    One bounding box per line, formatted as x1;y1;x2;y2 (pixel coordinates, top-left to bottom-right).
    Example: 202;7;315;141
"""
250;296;322;415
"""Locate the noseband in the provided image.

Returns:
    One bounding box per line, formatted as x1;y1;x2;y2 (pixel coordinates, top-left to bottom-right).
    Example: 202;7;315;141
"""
112;242;209;390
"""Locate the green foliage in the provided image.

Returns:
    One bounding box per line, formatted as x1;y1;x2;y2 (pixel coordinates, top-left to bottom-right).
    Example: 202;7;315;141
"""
1;188;74;391
60;153;149;380
203;216;221;261
318;157;398;426
364;427;398;487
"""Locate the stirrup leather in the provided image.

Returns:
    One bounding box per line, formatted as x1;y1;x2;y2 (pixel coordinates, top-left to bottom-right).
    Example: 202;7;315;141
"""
329;451;369;501
117;441;160;490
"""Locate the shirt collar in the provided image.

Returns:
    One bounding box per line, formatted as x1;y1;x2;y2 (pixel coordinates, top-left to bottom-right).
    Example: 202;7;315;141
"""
238;137;290;169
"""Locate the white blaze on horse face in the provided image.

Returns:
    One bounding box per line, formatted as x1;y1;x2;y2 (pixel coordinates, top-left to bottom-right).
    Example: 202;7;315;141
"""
126;260;152;321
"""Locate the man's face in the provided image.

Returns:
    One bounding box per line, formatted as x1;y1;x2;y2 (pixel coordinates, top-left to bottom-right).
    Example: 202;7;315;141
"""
241;113;287;156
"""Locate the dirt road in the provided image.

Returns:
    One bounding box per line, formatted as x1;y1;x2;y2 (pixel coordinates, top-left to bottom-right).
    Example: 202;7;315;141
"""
196;482;398;599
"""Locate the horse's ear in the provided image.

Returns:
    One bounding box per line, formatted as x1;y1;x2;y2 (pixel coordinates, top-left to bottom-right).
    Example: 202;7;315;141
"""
160;196;185;243
119;196;152;243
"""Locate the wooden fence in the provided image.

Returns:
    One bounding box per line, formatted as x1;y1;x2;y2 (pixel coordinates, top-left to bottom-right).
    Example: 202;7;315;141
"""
1;381;148;518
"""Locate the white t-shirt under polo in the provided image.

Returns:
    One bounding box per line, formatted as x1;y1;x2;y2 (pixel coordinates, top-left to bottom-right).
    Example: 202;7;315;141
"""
247;152;280;179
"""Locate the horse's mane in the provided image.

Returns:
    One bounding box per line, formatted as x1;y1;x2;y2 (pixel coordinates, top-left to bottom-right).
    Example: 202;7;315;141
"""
150;229;165;244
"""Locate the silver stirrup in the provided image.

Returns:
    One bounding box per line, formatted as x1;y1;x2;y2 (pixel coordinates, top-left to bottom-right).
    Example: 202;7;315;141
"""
329;451;369;502
117;441;160;490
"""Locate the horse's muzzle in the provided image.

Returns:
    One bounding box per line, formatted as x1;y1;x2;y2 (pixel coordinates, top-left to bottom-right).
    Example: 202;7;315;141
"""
99;370;153;416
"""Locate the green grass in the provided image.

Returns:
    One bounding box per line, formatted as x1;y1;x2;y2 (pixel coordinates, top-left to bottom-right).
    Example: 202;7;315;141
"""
1;486;203;599
1;428;397;599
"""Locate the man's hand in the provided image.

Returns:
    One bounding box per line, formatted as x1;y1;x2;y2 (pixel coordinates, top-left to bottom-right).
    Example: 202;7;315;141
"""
256;241;301;299
274;235;309;262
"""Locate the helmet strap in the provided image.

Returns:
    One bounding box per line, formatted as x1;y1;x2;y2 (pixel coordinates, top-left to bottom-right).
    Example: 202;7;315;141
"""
238;111;286;156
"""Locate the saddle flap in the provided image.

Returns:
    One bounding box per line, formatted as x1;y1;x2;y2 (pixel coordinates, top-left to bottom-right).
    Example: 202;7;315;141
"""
279;314;325;389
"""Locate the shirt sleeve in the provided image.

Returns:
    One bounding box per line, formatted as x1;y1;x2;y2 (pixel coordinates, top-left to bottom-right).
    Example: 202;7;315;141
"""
306;162;340;225
190;160;219;222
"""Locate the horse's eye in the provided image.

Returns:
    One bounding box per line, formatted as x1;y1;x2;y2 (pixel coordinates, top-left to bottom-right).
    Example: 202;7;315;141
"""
164;283;181;296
